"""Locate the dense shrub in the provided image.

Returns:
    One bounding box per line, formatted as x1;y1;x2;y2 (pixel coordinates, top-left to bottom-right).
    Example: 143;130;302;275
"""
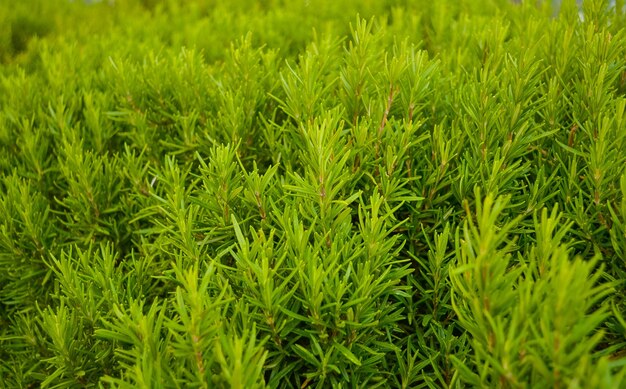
1;0;626;387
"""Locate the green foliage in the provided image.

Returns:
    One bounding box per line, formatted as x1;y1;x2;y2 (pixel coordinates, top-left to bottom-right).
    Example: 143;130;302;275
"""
1;0;626;387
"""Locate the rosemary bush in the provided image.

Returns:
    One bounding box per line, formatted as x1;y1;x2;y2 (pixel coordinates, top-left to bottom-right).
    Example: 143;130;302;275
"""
1;0;626;387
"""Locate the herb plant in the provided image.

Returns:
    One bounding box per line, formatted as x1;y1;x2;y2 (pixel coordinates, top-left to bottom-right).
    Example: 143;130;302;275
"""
1;0;626;387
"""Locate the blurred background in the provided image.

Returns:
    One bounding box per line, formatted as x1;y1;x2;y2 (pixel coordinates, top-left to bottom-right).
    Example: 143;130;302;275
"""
0;0;622;65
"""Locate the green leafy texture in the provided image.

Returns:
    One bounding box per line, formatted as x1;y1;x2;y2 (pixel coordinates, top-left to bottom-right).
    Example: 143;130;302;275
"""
451;191;623;387
2;0;626;387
